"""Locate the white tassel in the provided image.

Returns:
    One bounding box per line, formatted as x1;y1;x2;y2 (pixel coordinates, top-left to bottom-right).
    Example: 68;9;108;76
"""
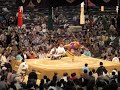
101;6;104;12
116;6;119;13
80;2;85;25
21;0;25;3
37;0;41;3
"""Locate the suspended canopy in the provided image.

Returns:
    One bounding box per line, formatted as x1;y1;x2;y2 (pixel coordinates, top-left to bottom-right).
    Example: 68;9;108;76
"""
16;0;47;7
49;0;84;7
16;0;84;7
90;0;118;6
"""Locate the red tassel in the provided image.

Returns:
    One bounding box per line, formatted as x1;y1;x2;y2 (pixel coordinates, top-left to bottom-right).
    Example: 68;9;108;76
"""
17;6;23;27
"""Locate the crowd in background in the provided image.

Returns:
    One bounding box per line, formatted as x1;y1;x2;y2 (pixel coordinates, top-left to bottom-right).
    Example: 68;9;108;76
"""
0;12;119;62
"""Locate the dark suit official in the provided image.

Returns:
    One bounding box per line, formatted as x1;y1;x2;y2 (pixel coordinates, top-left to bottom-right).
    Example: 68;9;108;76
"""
21;51;28;60
96;62;107;76
28;70;38;86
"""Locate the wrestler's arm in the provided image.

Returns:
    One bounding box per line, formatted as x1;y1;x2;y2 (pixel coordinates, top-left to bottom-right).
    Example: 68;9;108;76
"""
64;44;70;49
70;41;80;45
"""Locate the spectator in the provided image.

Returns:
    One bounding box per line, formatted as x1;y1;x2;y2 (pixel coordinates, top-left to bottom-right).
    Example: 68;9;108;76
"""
56;81;63;90
92;69;98;80
61;72;68;82
112;54;119;62
81;69;89;79
0;75;8;90
6;68;12;85
28;52;36;59
86;71;95;90
0;52;7;66
39;79;45;90
71;73;77;81
43;75;50;84
83;48;91;56
52;72;59;82
38;50;46;59
48;81;57;90
16;52;23;60
4;60;12;72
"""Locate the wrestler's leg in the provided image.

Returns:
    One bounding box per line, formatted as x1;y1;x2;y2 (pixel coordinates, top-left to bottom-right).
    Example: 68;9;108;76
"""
70;49;75;62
